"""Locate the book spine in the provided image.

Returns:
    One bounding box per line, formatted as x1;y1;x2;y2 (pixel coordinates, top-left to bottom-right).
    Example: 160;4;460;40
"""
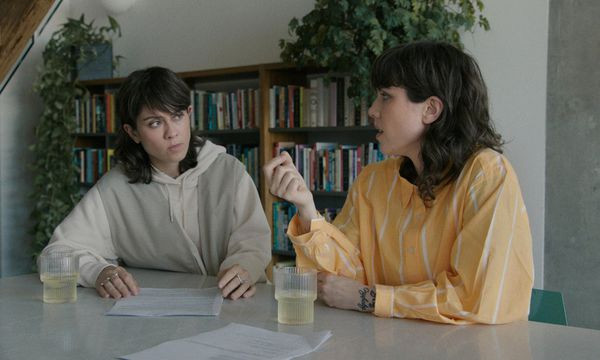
272;202;279;251
308;80;318;127
329;80;337;127
336;78;344;127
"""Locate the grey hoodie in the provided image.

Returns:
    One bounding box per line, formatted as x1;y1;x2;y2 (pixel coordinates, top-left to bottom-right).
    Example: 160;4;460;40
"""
42;140;271;287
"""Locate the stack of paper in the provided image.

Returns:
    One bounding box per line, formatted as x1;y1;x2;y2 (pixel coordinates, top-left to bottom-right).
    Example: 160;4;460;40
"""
120;323;332;360
106;287;223;317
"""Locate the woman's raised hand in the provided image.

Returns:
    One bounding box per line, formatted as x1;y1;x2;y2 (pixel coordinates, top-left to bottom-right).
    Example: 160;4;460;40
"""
263;151;320;226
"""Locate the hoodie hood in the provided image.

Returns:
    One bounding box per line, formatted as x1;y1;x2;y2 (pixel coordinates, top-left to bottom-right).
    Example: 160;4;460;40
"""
152;139;226;185
151;139;226;222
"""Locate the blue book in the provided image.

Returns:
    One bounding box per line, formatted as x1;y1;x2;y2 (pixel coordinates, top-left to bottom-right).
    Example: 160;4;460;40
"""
98;150;104;178
85;149;93;184
272;202;279;251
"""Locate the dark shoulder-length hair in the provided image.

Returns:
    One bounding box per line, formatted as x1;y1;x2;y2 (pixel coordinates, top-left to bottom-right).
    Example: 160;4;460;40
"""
371;41;503;203
114;66;204;183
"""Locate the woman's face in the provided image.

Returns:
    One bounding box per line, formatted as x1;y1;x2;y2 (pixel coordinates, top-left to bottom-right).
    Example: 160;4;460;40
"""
125;105;192;176
368;87;428;159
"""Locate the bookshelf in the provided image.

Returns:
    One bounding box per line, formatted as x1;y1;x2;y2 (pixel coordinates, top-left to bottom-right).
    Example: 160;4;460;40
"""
77;62;381;268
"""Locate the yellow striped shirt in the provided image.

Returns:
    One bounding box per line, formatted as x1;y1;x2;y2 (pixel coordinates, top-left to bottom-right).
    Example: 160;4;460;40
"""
288;149;534;324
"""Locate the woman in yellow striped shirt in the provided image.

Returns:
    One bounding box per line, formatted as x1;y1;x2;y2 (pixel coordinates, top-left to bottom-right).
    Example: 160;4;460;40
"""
263;41;533;324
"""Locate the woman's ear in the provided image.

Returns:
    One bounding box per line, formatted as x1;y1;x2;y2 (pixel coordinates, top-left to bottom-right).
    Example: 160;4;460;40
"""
422;96;444;125
123;124;140;144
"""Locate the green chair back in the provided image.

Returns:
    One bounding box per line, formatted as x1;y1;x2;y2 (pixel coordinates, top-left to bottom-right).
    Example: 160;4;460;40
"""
529;288;567;325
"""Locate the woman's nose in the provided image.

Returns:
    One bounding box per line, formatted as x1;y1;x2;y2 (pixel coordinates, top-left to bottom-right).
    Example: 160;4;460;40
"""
164;121;178;138
367;102;379;122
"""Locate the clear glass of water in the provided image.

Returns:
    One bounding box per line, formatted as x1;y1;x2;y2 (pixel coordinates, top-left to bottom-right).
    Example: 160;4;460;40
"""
39;252;79;303
274;267;317;325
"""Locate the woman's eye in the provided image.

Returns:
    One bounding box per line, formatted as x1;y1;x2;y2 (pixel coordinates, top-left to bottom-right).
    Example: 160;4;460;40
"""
149;120;161;128
380;92;390;101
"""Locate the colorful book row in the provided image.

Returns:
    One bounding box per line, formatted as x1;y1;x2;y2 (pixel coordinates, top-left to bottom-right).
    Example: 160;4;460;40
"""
74;87;260;135
73;148;115;184
273;142;386;192
190;89;260;131
73;144;257;186
74;93;118;134
225;145;259;187
269;76;369;129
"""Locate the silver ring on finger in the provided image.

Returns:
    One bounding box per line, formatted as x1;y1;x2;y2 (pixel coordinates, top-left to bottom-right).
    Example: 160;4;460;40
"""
100;276;112;287
235;273;246;284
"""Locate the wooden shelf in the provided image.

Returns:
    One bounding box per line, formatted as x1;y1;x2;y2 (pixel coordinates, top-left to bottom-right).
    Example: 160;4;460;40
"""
313;191;348;197
270;126;375;133
72;133;116;137
272;249;296;257
80;63;298;87
197;128;259;136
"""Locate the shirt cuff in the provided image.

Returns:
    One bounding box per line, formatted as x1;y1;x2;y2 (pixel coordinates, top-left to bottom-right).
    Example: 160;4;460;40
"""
374;284;395;317
287;214;325;242
79;260;114;288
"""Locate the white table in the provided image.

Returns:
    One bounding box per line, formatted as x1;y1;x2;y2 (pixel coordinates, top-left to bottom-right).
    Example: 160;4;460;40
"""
1;268;599;359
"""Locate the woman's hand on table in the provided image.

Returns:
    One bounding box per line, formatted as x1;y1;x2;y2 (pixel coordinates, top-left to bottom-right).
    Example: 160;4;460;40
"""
218;265;256;300
95;266;139;299
317;272;376;313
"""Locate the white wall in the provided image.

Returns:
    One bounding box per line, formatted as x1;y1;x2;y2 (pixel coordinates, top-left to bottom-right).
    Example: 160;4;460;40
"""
464;0;549;288
1;0;548;286
0;3;70;276
70;0;316;75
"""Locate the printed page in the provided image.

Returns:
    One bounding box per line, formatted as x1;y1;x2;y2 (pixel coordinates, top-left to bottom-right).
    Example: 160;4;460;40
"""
106;287;223;316
120;323;332;360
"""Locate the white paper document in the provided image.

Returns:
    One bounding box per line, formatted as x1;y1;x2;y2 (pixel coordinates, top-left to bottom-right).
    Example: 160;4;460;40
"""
120;322;332;360
106;287;223;317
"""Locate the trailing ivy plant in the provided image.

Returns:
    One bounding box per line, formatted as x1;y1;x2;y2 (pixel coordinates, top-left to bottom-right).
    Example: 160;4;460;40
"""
31;14;121;260
280;0;490;104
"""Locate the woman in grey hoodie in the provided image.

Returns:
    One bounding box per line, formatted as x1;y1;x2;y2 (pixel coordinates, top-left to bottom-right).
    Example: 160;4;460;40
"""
41;67;271;300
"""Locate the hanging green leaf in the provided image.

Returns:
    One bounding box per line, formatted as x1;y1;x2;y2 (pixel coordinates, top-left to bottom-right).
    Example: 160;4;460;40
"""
279;0;489;105
30;15;121;265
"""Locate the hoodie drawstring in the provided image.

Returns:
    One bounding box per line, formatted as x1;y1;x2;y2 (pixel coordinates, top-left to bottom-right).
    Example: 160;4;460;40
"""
167;185;175;223
165;181;187;225
180;184;185;228
151;140;226;225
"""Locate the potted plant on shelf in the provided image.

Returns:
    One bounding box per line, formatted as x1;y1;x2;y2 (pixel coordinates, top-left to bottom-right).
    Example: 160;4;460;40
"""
30;14;121;260
279;0;490;104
